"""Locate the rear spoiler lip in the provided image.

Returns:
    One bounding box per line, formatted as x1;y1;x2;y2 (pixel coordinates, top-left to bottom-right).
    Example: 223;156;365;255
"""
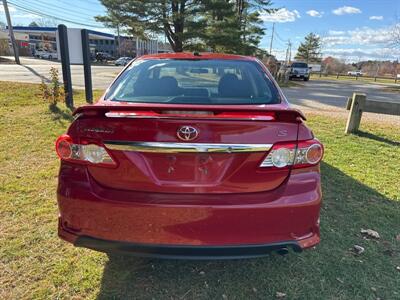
73;104;306;121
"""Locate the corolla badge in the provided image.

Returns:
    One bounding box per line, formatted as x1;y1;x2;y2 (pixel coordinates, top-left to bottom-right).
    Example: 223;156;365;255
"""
177;126;199;141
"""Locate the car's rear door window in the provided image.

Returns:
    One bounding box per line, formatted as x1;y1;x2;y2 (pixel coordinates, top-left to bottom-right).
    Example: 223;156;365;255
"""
106;59;280;105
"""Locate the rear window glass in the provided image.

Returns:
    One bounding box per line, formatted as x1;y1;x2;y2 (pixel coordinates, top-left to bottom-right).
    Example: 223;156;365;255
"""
106;59;280;105
291;62;308;68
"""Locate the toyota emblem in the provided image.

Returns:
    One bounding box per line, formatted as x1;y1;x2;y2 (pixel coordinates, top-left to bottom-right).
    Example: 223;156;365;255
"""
177;126;199;141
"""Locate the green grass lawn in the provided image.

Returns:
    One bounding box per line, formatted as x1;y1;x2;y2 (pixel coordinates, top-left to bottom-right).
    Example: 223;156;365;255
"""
1;82;399;299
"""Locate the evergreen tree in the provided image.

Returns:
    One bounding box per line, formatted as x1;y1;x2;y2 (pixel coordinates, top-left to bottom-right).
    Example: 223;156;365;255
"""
96;0;276;54
96;0;205;52
29;22;39;27
295;33;322;63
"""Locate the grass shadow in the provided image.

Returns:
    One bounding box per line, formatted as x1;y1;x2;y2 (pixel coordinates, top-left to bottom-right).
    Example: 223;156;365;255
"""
96;162;400;299
49;103;74;123
355;130;400;146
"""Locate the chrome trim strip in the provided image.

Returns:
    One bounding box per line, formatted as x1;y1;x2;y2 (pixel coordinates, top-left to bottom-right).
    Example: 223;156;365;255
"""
105;112;273;121
104;141;273;153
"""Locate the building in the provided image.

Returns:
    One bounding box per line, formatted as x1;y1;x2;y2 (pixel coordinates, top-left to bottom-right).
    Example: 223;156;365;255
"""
1;26;171;60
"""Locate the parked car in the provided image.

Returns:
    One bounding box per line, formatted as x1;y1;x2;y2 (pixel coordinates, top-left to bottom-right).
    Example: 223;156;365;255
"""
55;53;324;259
115;56;133;66
347;71;363;76
40;51;58;60
33;49;47;58
289;62;310;81
95;52;114;62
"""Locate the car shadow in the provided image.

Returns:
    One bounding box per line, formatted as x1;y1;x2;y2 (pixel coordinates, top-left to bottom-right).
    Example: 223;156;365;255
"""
96;162;400;299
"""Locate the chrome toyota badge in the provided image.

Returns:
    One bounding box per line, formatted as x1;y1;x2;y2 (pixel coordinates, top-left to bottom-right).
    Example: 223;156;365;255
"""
177;126;199;141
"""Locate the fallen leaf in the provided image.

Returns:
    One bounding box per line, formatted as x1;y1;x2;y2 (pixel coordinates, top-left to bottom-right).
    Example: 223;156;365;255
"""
276;292;286;298
353;245;365;254
199;271;205;276
222;294;228;300
396;266;400;271
336;278;344;284
396;234;400;241
371;287;377;292
252;287;257;293
361;229;380;239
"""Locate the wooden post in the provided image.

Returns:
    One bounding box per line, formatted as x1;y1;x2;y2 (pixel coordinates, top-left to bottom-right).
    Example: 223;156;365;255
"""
345;93;366;134
346;96;352;110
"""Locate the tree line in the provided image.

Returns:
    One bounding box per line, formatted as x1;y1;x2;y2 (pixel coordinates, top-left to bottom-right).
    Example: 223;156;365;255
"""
96;0;275;56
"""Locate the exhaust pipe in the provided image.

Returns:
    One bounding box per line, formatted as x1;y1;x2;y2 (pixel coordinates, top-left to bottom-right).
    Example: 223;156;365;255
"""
276;247;289;255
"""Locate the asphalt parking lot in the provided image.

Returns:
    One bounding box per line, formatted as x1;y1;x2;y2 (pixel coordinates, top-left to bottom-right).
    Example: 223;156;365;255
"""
282;79;400;111
0;57;122;90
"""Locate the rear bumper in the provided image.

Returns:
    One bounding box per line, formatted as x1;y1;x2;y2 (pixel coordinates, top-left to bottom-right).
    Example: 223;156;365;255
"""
57;164;322;257
290;74;309;78
72;234;302;259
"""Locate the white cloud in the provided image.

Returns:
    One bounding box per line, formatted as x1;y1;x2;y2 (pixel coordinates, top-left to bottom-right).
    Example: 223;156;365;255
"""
369;16;383;21
332;6;361;16
323;47;400;61
260;8;300;23
306;10;324;18
328;30;346;35
13;14;40;19
323;27;393;46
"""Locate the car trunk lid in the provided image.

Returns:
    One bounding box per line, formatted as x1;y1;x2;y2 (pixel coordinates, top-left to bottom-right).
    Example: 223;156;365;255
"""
72;104;303;194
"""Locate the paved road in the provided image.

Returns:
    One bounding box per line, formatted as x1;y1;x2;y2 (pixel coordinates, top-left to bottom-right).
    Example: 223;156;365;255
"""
282;79;400;111
0;57;123;89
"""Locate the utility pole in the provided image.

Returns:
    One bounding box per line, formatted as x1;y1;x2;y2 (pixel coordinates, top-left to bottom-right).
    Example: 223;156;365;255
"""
2;0;20;64
116;24;121;57
269;22;275;56
285;47;289;65
288;40;292;63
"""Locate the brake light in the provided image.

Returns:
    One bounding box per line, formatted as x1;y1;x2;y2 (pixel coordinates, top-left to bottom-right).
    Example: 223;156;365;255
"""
260;139;323;168
55;134;116;167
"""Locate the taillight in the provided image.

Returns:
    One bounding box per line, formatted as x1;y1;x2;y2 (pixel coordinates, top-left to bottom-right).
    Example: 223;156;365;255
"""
260;139;323;168
55;134;116;167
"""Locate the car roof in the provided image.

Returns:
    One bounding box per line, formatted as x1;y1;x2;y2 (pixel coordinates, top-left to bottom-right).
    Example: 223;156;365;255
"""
138;52;257;61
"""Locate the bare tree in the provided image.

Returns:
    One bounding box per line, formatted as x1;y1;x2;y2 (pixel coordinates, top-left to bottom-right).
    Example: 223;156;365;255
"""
36;18;58;27
393;23;400;48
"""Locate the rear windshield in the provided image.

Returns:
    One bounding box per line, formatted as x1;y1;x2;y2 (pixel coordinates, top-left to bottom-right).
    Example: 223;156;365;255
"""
291;62;308;68
106;59;280;105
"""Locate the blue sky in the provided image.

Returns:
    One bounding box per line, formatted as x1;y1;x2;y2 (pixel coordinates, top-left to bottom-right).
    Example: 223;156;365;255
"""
1;0;399;61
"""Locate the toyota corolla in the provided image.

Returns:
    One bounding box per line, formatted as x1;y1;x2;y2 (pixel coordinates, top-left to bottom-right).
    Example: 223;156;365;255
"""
56;53;323;259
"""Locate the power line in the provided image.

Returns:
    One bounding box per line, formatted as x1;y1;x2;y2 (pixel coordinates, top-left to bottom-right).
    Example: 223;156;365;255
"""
8;1;105;28
275;31;287;43
54;0;104;13
11;0;101;25
30;0;99;18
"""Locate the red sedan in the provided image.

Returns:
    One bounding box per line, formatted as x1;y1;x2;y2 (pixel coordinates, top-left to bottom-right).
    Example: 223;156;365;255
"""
56;53;323;259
